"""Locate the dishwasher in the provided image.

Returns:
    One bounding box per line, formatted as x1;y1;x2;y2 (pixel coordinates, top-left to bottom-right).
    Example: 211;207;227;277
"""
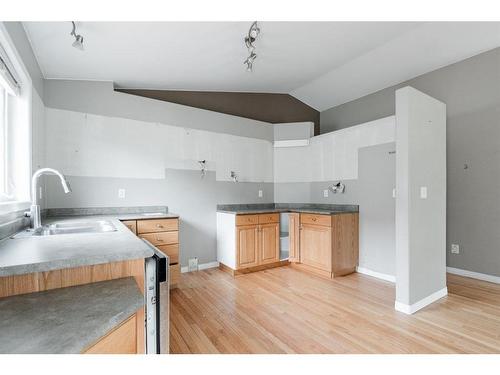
143;239;170;354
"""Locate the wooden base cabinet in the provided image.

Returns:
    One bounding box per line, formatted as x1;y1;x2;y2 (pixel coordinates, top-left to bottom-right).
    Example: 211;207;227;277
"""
218;213;281;274
84;313;139;354
291;213;358;278
123;217;180;289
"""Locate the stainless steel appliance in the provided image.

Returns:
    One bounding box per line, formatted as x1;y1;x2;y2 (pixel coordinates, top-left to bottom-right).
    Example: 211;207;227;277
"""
143;239;169;354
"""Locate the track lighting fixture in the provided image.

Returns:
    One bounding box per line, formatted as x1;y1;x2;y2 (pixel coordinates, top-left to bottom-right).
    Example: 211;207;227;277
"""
244;21;260;72
70;21;84;51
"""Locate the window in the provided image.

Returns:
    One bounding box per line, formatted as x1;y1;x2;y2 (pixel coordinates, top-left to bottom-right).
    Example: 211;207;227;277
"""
0;84;6;200
0;27;31;212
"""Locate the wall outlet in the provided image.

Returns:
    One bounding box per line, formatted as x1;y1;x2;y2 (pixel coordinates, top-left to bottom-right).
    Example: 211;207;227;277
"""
258;190;263;198
118;188;126;199
323;189;329;198
188;257;199;272
420;186;428;199
451;244;460;254
392;188;396;198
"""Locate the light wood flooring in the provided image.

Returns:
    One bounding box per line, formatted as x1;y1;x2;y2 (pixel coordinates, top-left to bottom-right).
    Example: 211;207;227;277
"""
169;266;500;353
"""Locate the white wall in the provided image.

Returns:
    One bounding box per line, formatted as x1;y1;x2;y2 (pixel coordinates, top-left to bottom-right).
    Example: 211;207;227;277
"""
395;87;447;313
274;116;395;183
45;107;274;183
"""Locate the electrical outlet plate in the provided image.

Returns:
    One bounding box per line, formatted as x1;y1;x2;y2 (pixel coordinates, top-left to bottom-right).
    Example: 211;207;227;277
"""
258;190;263;198
451;244;460;254
118;188;126;199
323;189;328;198
420;186;428;199
188;257;199;272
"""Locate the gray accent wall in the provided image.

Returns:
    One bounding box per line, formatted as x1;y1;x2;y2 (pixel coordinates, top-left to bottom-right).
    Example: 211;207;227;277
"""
275;142;396;276
320;48;500;278
45;170;273;266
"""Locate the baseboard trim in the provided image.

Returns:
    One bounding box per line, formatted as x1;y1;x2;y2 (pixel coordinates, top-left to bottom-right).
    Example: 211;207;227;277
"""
395;287;448;315
356;267;396;283
447;267;500;284
181;261;219;273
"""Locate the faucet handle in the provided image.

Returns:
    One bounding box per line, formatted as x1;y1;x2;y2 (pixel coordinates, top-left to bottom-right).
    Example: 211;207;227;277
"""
24;211;32;218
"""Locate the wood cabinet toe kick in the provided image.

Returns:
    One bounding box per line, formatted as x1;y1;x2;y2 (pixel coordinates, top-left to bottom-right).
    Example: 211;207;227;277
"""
122;217;181;289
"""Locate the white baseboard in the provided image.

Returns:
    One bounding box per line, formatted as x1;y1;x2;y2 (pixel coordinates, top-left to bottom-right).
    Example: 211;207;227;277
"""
181;261;220;273
356;266;396;283
447;267;500;284
395;287;448;315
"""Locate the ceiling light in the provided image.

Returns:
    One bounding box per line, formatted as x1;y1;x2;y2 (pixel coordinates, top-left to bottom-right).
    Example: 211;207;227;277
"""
244;21;260;72
70;21;84;51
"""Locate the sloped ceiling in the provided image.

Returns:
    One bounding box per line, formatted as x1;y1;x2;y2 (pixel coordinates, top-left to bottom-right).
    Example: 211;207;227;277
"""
24;21;500;111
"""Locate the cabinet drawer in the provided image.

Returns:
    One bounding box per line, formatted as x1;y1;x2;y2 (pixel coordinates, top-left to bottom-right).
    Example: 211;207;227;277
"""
139;231;178;246
157;244;179;264
236;214;259;226
258;213;279;224
300;213;331;227
84;314;137;354
170;263;180;287
137;218;178;234
122;220;137;235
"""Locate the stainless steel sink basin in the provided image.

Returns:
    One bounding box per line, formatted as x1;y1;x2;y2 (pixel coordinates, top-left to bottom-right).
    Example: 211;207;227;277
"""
12;220;117;238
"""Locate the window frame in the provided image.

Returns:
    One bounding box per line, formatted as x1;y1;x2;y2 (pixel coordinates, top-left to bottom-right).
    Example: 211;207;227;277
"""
0;23;33;215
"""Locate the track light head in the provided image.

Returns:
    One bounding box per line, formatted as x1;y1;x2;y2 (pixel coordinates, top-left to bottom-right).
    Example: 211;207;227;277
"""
243;21;260;72
70;21;84;51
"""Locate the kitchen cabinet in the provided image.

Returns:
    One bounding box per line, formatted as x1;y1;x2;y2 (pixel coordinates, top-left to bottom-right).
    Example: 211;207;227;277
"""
217;213;281;275
84;313;138;354
293;213;359;278
123;217;181;289
300;223;332;272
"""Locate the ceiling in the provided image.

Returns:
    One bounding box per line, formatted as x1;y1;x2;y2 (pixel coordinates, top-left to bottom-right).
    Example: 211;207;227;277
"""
23;22;500;111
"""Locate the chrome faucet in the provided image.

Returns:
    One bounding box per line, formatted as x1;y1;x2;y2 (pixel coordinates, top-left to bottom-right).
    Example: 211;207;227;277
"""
26;168;72;230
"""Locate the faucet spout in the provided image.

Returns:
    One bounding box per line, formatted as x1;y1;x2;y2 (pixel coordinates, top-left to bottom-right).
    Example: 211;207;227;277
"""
29;168;72;230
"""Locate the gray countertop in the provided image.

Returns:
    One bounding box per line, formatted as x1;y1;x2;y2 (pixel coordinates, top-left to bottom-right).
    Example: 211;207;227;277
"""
0;208;182;277
0;277;144;354
216;203;359;215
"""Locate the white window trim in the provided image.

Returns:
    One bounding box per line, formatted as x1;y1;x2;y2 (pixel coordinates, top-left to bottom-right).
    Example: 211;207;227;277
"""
0;23;33;214
0;200;30;215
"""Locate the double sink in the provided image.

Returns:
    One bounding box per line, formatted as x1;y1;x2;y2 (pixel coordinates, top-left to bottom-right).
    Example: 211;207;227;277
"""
12;220;117;239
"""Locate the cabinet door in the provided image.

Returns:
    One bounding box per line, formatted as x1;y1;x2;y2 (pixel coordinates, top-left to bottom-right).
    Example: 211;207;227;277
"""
331;213;359;274
236;225;259;269
259;223;280;264
288;213;300;262
300;224;332;272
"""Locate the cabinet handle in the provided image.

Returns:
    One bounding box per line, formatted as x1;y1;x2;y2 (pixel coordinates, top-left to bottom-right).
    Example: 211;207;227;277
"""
156;237;163;241
156;224;164;228
312;217;317;222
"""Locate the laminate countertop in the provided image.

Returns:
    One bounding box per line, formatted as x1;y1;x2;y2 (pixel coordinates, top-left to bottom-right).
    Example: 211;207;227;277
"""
0;211;178;277
0;277;143;354
216;203;359;216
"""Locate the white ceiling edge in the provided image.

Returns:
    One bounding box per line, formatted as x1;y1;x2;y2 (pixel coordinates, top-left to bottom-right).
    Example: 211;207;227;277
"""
290;22;500;111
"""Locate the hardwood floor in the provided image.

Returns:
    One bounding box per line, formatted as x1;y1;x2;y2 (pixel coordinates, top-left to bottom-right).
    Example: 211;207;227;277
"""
169;266;500;353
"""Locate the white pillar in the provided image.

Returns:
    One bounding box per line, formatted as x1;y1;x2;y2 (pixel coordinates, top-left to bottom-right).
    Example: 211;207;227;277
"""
395;86;447;314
